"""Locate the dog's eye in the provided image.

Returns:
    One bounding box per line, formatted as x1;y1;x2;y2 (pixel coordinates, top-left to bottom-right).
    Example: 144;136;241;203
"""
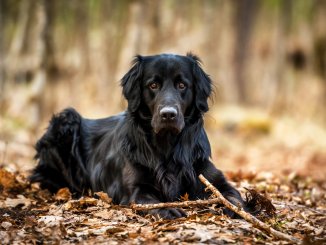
149;82;160;90
177;82;186;90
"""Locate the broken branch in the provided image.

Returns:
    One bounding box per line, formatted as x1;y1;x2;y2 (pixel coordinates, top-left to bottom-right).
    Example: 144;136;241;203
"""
131;198;221;210
198;174;301;243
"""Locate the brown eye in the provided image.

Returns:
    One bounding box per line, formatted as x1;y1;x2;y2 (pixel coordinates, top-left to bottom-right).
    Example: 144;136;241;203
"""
178;82;186;90
149;82;159;90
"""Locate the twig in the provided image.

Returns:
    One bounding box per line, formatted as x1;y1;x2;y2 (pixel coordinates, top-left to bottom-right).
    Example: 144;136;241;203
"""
198;174;301;243
131;198;221;211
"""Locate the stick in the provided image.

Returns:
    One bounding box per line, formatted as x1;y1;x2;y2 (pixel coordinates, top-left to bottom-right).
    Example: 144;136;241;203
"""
131;198;221;210
198;174;301;243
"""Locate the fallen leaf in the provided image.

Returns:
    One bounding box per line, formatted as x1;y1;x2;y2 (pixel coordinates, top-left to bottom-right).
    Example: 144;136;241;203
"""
94;191;112;204
63;197;98;210
180;193;189;201
0;168;18;190
55;187;72;201
93;210;116;220
38;215;64;227
2;195;33;208
105;227;125;234
1;221;12;230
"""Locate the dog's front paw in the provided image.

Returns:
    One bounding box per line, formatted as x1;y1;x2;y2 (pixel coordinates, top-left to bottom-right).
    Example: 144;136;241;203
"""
223;195;245;218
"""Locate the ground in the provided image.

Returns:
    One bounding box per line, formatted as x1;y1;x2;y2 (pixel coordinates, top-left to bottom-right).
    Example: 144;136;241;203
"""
0;166;325;244
0;109;326;244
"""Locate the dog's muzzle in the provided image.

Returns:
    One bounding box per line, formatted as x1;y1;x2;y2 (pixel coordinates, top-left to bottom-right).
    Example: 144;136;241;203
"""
152;105;185;134
160;107;177;121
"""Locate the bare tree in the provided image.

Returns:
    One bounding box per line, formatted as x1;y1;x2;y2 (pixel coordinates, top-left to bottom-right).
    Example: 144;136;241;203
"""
74;0;90;74
233;0;258;104
43;0;57;76
29;0;52;128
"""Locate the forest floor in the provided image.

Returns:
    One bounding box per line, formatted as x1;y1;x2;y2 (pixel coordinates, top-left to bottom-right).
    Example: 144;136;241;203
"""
0;167;325;244
0;109;326;244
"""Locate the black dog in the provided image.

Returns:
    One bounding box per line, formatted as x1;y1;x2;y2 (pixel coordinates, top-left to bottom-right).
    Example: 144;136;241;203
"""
30;53;247;219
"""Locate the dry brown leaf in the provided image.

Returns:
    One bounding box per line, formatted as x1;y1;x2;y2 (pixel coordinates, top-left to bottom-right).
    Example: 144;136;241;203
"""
226;170;257;182
0;168;19;190
38;215;64;227
2;195;34;208
128;232;140;239
93;210;117;220
94;191;112;204
55;187;72;202
180;192;189;201
105;227;125;234
157;225;179;232
1;221;12;230
63;197;98;210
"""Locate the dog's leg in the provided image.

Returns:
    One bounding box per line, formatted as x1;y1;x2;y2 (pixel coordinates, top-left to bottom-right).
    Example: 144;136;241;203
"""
195;161;246;218
130;187;186;219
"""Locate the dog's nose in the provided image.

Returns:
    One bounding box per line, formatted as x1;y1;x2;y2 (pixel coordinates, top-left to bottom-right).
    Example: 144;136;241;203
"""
160;107;177;121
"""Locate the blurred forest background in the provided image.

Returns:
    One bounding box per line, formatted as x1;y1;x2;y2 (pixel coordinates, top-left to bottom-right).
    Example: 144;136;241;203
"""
0;0;326;179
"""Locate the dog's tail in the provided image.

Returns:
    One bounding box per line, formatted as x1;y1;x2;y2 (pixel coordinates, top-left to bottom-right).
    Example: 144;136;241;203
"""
29;108;90;196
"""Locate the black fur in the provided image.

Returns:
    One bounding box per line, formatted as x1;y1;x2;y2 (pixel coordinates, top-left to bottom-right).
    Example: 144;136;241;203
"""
30;53;247;219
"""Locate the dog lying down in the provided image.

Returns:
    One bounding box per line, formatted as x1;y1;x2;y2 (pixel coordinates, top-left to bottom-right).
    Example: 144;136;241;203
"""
30;53;251;219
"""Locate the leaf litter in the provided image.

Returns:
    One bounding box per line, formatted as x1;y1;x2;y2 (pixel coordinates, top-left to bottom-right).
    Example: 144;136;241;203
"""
0;167;325;244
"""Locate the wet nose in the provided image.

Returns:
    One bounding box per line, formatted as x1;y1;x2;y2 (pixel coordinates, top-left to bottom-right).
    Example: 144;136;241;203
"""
160;107;177;121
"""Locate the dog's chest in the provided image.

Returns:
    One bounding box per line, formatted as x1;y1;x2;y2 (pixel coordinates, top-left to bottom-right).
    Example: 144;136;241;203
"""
153;162;195;201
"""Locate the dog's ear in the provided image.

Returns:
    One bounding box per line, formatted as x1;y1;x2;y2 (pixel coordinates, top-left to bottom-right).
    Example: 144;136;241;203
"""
187;53;212;113
121;55;143;112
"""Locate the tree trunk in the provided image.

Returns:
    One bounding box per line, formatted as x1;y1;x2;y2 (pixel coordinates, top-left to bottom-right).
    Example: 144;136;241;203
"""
43;0;57;76
29;0;48;129
233;0;258;104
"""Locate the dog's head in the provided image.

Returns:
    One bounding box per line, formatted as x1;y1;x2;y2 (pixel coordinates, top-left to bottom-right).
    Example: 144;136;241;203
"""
121;53;212;134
